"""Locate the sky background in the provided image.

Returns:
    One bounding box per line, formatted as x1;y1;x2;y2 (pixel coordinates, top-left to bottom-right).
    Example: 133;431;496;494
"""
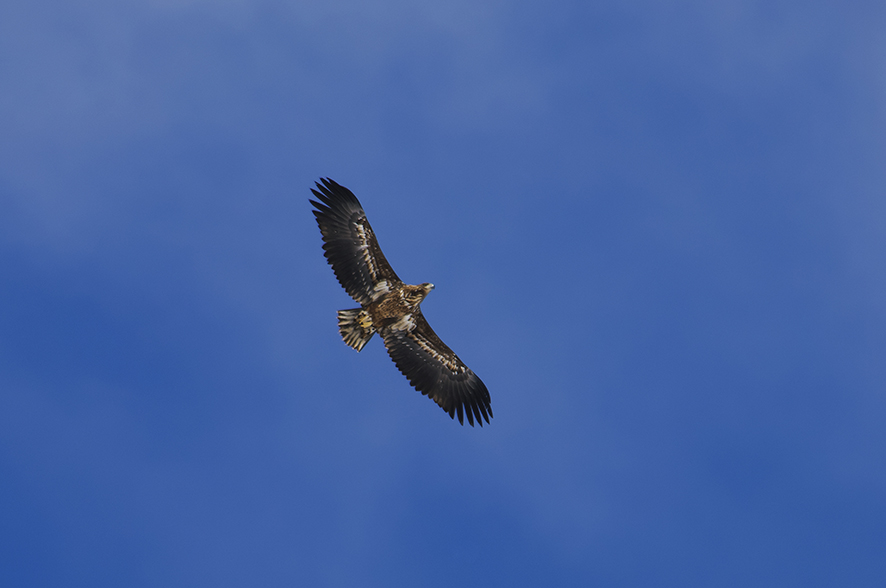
2;0;885;586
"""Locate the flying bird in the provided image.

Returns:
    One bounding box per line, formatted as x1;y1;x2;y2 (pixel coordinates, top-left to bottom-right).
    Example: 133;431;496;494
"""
310;178;492;426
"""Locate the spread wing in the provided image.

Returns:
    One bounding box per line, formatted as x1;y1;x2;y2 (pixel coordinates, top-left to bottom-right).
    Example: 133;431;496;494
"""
310;178;401;305
381;311;492;426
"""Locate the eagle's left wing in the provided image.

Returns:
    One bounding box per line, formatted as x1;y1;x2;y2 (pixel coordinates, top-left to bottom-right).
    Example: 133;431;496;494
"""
310;178;401;305
381;311;492;426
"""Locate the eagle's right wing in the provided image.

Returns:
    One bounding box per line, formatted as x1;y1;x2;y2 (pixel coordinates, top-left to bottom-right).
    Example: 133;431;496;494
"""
381;310;492;427
310;178;401;305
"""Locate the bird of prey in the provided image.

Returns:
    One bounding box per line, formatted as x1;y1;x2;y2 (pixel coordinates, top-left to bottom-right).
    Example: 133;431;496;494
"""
310;178;492;426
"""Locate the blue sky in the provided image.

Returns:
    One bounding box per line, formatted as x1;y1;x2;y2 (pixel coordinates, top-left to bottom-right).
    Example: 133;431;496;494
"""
2;0;885;586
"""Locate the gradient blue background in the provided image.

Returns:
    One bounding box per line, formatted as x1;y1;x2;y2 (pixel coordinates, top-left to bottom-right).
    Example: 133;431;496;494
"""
2;1;884;586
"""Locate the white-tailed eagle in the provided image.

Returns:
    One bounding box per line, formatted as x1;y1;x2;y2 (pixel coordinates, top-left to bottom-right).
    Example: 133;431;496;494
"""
310;178;492;426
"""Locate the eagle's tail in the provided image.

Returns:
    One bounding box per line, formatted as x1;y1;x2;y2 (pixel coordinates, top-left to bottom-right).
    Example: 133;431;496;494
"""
337;308;376;352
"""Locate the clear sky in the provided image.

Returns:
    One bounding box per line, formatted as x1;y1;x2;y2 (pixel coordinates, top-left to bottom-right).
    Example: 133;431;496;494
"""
2;1;885;586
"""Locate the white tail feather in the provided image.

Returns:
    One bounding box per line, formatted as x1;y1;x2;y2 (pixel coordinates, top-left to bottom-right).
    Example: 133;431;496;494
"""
337;308;376;351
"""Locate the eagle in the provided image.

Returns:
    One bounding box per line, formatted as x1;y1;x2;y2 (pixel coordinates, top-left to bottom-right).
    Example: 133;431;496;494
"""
310;178;492;426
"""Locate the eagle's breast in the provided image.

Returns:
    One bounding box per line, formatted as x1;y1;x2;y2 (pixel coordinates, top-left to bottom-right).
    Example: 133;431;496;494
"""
368;285;417;331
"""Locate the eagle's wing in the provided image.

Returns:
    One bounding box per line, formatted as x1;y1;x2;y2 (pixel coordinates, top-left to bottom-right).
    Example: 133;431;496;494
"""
310;178;401;305
381;310;492;426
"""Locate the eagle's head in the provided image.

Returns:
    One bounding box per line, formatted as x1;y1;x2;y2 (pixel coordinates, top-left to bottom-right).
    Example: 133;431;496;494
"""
404;282;434;306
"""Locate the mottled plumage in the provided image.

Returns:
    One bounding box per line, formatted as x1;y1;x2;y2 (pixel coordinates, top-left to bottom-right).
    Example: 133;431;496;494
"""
310;178;492;426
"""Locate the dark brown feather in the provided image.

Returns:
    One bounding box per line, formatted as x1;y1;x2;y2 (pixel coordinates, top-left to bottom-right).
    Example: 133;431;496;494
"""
310;178;401;305
380;311;492;427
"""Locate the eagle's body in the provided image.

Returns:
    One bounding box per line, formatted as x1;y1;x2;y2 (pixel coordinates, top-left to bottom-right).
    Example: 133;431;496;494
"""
310;178;492;426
